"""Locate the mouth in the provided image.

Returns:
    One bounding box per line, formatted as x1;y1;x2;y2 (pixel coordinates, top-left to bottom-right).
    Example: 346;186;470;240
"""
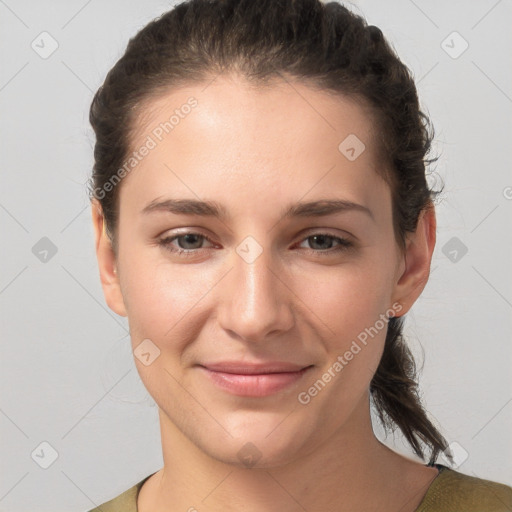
197;362;314;397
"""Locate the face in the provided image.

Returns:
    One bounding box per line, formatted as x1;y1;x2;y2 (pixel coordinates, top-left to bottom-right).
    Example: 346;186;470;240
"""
92;74;434;468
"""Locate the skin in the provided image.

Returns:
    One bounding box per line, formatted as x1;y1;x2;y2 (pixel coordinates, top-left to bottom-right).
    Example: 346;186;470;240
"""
92;74;439;512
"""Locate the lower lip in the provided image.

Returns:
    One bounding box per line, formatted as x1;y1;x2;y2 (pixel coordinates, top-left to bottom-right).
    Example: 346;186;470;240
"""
198;366;313;397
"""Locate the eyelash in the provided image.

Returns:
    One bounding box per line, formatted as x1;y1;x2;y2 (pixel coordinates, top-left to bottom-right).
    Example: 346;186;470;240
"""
157;231;353;258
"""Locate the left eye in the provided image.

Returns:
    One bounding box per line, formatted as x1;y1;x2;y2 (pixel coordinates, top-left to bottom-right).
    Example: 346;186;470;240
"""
158;232;353;257
296;233;352;253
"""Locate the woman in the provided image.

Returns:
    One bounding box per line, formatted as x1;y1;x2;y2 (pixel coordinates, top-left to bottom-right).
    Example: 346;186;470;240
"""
87;0;512;510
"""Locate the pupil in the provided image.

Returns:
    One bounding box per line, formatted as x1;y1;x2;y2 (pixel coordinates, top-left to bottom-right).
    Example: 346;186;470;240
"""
312;235;331;249
182;234;201;249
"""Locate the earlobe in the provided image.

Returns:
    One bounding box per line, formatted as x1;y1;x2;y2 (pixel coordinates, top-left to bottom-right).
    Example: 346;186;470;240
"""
391;204;436;316
91;200;127;317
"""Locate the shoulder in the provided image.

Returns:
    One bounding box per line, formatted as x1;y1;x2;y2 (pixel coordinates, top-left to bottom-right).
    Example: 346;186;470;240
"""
417;465;512;512
86;473;153;512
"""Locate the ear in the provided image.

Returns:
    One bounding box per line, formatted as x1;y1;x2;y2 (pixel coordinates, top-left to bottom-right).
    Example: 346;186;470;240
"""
391;203;436;316
91;199;127;317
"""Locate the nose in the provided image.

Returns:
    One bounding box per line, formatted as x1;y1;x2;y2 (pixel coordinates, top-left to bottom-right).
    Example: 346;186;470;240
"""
217;243;294;343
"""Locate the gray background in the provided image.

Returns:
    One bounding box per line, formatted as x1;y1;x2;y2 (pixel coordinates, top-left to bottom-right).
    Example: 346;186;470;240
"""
1;0;511;510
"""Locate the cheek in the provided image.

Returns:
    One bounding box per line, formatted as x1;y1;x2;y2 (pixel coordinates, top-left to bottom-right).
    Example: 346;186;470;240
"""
120;255;205;397
119;245;226;359
292;260;394;397
292;258;395;337
122;246;395;336
295;268;392;418
122;266;199;337
120;229;397;346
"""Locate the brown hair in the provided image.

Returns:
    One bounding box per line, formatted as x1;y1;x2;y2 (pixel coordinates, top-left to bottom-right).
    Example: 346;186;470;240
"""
89;0;449;464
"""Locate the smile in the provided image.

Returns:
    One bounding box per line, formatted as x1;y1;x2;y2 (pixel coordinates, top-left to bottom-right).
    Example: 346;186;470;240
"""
197;364;314;397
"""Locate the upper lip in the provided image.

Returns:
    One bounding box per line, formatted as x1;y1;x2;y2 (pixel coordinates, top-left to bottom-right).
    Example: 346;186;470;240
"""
199;361;312;374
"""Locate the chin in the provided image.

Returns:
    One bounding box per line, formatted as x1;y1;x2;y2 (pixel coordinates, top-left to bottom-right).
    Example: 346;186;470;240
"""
200;413;317;469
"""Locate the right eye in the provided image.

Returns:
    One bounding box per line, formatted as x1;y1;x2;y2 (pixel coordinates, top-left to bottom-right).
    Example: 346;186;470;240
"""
158;232;216;257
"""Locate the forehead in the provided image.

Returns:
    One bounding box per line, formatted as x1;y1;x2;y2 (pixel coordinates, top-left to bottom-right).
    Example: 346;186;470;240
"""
133;74;378;155
121;74;390;217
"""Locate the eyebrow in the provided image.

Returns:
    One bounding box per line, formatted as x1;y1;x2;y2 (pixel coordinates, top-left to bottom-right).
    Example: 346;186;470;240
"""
141;198;374;222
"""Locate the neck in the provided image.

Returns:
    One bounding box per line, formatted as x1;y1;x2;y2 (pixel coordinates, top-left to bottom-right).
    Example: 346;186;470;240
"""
139;395;438;512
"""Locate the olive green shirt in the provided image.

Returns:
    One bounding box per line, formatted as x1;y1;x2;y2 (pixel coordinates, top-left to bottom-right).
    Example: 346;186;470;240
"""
88;464;512;511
